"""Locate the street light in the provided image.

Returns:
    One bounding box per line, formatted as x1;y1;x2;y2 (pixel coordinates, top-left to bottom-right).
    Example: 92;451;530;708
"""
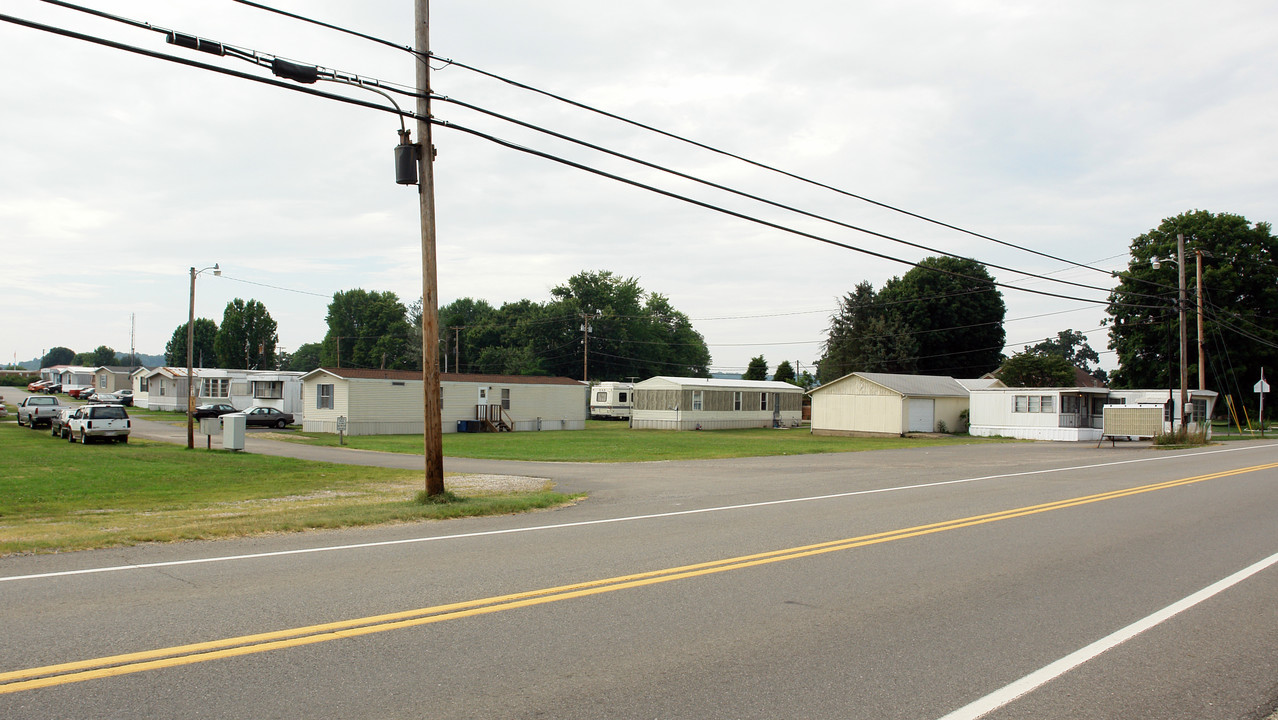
187;263;220;449
1151;233;1188;431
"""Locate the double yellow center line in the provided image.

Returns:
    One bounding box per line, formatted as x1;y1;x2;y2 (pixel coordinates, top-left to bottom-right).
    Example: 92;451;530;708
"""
4;461;1276;694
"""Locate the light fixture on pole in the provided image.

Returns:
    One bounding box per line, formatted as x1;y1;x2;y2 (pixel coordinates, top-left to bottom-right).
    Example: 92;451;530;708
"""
187;263;221;449
1151;232;1189;431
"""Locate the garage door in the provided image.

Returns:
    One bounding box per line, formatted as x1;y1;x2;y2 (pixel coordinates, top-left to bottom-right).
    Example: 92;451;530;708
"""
907;398;935;432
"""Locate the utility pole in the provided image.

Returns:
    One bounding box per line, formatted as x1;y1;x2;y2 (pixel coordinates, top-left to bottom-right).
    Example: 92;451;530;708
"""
1195;248;1206;390
452;326;461;374
1177;234;1188;430
581;309;600;382
416;0;445;496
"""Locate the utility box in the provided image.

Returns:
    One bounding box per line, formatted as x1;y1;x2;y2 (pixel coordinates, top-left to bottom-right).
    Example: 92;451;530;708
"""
199;417;221;436
222;413;246;451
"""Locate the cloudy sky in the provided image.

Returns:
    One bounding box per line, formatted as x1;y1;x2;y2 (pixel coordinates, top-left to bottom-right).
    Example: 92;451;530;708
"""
4;0;1276;376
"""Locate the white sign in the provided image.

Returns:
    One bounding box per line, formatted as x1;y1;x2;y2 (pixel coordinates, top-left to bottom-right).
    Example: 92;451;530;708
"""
1256;380;1271;393
336;415;347;432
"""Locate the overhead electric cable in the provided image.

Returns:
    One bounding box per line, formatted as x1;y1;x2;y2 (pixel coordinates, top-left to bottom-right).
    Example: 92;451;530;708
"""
434;119;1165;311
211;0;1155;283
435;96;1146;300
2;13;406;118
6;10;1168;316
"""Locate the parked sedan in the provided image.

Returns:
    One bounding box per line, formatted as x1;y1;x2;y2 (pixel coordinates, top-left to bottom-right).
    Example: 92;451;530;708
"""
243;406;294;428
27;380;52;393
49;408;76;439
91;392;121;404
115;389;135;406
192;403;239;419
75;387;97;401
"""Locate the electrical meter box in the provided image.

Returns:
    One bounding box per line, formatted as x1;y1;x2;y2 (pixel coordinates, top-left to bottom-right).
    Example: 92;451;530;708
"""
199;417;221;436
222;413;246;451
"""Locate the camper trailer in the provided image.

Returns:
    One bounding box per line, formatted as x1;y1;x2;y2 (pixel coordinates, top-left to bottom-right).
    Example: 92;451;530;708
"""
590;382;634;420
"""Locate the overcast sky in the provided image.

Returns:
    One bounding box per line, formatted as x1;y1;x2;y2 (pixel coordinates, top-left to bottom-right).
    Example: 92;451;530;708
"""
4;0;1276;376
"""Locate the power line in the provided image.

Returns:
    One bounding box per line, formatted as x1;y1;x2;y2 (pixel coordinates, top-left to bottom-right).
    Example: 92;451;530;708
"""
434;95;1146;301
435;119;1165;311
210;0;1148;285
1;12;404;117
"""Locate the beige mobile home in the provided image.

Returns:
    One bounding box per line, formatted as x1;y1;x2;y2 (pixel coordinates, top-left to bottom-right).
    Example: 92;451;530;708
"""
300;368;587;436
630;376;803;430
809;372;993;437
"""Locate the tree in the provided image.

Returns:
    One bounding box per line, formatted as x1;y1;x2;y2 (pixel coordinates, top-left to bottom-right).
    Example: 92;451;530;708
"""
322;289;414;370
40;346;74;368
819;258;1005;380
997;351;1076;387
1026;329;1106;383
773;360;796;384
878;257;1006;376
743;355;769;381
1107;210;1278;408
214;298;279;369
286;342;324;372
164;319;217;367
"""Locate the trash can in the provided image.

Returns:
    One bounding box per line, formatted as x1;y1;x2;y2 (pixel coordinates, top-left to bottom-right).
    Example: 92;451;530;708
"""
457;420;466;433
222;413;246;451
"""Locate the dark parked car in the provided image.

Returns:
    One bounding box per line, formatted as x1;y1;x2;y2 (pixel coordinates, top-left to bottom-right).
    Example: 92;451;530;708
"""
192;403;239;419
115;389;135;406
75;387;97;401
43;383;62;394
243;407;294;428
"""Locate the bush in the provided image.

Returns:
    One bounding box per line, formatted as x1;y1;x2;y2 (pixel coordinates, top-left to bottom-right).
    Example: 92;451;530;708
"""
1154;427;1210;447
0;374;37;387
936;420;949;434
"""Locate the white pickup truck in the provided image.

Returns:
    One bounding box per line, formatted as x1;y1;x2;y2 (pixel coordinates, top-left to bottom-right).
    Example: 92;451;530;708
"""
65;404;132;444
17;395;63;428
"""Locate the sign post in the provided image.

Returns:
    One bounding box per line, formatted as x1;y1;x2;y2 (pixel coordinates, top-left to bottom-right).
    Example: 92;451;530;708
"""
1255;370;1269;438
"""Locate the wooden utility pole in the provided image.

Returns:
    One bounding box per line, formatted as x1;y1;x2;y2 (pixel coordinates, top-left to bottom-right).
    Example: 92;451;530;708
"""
1195;248;1206;390
1177;233;1188;430
416;0;444;496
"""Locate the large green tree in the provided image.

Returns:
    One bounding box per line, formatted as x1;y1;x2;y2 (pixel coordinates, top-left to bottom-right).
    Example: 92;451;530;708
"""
819;258;1005;380
214;298;278;369
1107;210;1278;408
879;257;1006;376
430;272;710;380
1026;329;1106;383
165;319;218;367
772;360;796;384
743;355;769;381
285;342;324;372
997;350;1076;387
72;345;116;367
322;289;414;370
40;346;75;368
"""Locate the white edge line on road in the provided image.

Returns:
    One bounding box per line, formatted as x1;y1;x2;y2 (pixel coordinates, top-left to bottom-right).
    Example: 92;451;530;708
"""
3;442;1275;584
936;548;1278;720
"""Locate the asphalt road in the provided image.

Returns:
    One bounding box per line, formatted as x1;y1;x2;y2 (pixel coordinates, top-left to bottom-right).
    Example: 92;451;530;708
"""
3;402;1278;719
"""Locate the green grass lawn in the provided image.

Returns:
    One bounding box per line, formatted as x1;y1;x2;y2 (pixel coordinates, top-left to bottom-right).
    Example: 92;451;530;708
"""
273;420;1013;462
0;421;577;555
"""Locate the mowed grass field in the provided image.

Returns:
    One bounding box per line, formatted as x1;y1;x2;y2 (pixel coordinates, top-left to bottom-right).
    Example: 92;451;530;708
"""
0;418;577;555
279;419;1013;461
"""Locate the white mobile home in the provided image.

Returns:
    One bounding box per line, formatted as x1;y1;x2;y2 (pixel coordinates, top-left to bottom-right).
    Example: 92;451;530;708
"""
969;386;1217;441
300;368;587;436
132;367;305;417
809;372;995;437
630;376;803;431
968;386;1113;441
